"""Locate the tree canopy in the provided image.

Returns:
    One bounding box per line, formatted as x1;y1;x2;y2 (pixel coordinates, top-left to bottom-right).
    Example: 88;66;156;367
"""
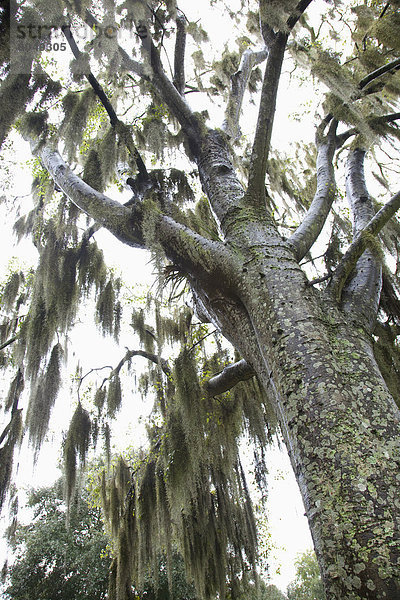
2;479;110;600
0;1;400;599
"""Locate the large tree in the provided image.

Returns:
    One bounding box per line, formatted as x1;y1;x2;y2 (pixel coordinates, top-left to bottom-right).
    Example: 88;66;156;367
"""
1;0;400;598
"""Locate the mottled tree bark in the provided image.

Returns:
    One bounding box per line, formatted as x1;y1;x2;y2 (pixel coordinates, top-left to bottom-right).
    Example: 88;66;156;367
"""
246;283;400;599
341;149;382;328
198;232;400;599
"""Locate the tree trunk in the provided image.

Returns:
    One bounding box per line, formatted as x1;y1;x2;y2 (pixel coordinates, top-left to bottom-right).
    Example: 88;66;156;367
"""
202;235;400;599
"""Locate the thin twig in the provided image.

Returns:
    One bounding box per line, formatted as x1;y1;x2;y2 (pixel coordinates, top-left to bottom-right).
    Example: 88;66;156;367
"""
306;273;332;287
189;328;218;352
77;365;113;402
0;335;18;351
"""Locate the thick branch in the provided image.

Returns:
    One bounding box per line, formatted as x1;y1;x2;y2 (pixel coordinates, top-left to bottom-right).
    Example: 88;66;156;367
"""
130;10;202;152
247;33;287;205
341;149;382;326
29;136;233;292
37;146;142;247
359;57;400;91
247;0;313;193
86;8;240;236
288;120;337;261
328;187;400;303
346;150;375;235
85;11;239;235
205;359;255;396
36;142;233;294
157;215;235;289
286;0;315;30
149;40;203;150
173;14;186;95
196;130;247;234
222;48;268;140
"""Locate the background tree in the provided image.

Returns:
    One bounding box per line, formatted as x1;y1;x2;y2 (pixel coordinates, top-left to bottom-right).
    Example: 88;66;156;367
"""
286;551;326;600
2;477;205;600
253;582;288;600
0;1;400;599
2;479;110;600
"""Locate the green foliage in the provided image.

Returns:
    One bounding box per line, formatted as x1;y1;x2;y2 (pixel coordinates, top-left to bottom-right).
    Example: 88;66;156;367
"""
260;0;298;32
185;194;222;240
99;126;117;186
1;272;23;312
61;90;97;162
261;583;288;600
186;21;209;44
18;111;49;143
77;239;108;293
267;144;318;218
96;278;120;337
94;385;107;412
2;479;110;600
131;308;155;352
231;581;287;600
29;156;53;203
0;73;36;148
286;551;326;600
18;226;80;380
210;49;240;93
